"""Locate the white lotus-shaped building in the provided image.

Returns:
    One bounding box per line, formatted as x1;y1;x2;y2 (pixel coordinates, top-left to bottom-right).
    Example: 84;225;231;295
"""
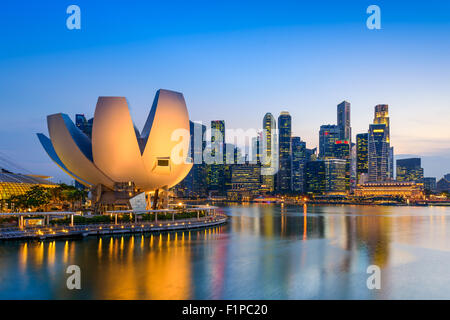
37;89;192;198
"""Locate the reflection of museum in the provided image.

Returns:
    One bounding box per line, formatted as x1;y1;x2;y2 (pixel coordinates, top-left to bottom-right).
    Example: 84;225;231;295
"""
37;89;192;210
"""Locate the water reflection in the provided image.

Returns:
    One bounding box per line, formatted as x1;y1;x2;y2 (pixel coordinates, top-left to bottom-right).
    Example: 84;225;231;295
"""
2;204;450;299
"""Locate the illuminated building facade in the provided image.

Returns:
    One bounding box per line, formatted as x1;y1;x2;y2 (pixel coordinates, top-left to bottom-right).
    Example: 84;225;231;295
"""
368;123;389;182
396;158;424;182
319;124;340;159
227;164;261;201
291;136;307;193
0;169;57;210
305;159;346;195
333;140;351;192
356;133;369;184
354;181;425;200
373;104;394;179
277;111;291;193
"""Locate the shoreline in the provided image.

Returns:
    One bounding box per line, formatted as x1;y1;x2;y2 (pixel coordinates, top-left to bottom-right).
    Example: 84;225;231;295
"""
0;215;228;241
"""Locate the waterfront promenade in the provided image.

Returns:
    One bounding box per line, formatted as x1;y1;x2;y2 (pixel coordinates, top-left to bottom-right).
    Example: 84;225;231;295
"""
0;206;227;241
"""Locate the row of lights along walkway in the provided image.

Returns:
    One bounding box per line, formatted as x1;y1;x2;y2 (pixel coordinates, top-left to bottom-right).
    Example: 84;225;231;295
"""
0;206;227;240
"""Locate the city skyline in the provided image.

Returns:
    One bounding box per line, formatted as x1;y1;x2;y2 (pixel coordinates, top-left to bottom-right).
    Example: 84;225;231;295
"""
1;1;450;182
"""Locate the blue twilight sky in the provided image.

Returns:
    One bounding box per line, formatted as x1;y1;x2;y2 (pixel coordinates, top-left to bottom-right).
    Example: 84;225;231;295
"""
0;0;449;183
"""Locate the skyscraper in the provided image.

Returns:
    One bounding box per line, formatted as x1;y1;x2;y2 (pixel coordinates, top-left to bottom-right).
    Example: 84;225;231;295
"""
291;136;307;193
333;140;351;192
208;120;226;195
396;158;424;182
277;111;291;193
319;124;340;159
356;133;369;184
305;159;346;195
368;123;389;182
262;113;276;193
373;104;394;178
337;101;351;143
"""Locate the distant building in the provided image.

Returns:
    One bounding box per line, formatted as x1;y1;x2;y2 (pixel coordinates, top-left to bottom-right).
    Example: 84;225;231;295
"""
291;137;307;193
445;173;450;181
423;177;437;193
368;123;389;182
437;177;450;193
319;124;340;159
396;158;424;182
277;111;292;193
354;181;424;200
337;101;351;143
356;133;369;184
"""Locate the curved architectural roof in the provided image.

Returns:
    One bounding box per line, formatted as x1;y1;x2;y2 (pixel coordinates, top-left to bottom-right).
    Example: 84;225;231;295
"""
37;89;192;192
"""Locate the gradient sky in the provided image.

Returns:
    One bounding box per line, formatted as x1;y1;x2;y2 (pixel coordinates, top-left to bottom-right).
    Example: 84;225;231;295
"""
1;0;449;183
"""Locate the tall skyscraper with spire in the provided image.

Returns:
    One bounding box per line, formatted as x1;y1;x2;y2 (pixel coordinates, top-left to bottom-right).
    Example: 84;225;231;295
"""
277;111;292;192
337;101;351;143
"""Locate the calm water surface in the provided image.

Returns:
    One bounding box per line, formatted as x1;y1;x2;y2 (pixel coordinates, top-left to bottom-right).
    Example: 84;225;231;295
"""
1;204;450;299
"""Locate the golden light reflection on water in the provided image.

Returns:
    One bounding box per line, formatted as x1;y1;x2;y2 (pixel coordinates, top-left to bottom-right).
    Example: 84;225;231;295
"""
10;205;450;299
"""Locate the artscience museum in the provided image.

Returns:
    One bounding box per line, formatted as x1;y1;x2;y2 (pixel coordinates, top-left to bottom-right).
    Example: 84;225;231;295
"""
37;89;193;210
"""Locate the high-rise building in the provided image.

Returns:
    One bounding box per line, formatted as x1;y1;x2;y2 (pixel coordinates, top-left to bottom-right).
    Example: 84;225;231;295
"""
423;177;437;193
356;133;369;184
396;158;424;182
368;123;389;182
305;160;326;195
262;113;276;193
319;124;340;159
333;140;351;192
305;159;346;195
291;137;307;193
337;101;351;143
208;120;226;195
277;111;292;193
172;121;207;198
324;159;347;196
226;163;261;201
373;104;394;178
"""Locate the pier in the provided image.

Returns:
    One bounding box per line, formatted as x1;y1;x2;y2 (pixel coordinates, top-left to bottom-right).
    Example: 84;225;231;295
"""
0;206;227;240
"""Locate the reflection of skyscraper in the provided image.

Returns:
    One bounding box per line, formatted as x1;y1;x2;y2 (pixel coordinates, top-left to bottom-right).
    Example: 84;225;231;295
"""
291;137;307;193
262;113;276;193
396;158;424;182
356;133;369;184
368;124;389;182
373;104;393;178
319;125;340;159
277;112;291;193
337;101;351;143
